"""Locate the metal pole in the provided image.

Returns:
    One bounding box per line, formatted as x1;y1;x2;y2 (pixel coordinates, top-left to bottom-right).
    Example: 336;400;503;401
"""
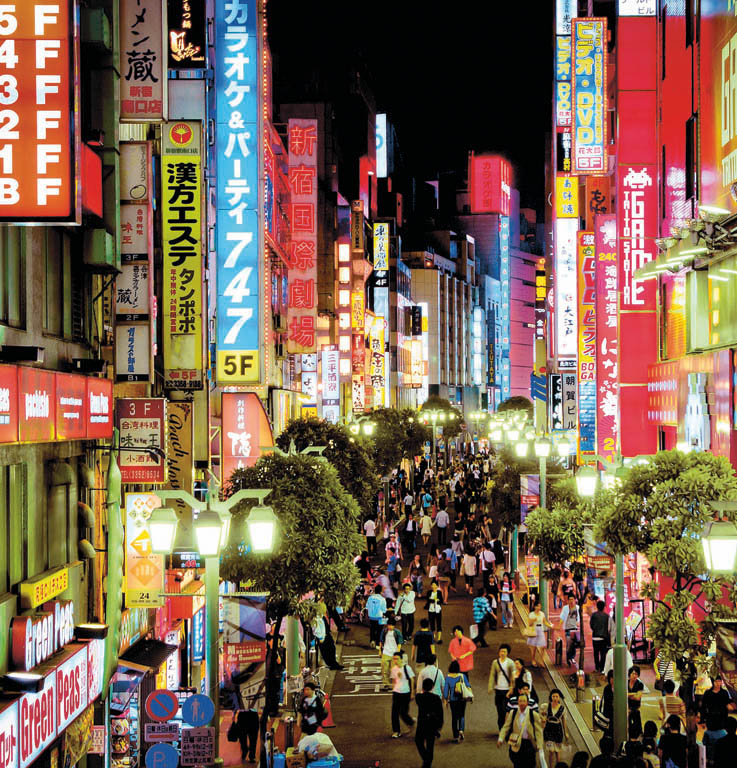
613;552;628;747
539;455;548;615
286;615;301;677
205;554;222;763
511;526;518;574
433;424;437;473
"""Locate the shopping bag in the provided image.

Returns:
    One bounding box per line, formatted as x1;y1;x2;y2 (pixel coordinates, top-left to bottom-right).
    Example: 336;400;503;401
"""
469;623;479;640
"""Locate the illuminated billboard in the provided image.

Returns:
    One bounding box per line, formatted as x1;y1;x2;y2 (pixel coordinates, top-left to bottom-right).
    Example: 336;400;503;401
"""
0;2;80;223
555;218;578;358
571;18;607;174
556;0;576;34
500;217;511;399
556;36;571;82
555;175;578;218
121;0;165;120
376;113;387;178
577;232;596;455
469;154;512;216
215;0;261;383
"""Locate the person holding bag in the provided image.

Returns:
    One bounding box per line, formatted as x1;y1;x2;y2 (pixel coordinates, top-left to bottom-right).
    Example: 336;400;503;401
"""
525;602;553;668
540;689;569;768
497;692;545;768
443;660;471;743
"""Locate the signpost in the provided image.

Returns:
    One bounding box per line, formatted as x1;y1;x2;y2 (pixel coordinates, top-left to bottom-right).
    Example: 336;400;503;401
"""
144;690;179;723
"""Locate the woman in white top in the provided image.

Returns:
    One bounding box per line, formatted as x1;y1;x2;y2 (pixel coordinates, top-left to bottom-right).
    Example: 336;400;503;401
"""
526;604;553;668
462;550;477;594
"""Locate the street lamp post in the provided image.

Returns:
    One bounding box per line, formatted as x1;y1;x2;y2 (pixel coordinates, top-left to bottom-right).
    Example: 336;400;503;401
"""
420;409;457;472
152;484;275;762
533;436;551;614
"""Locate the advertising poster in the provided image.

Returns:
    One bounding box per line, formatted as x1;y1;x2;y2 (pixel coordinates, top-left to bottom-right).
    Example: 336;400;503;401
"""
115;324;151;383
117;398;166;483
555;218;579;358
520;474;540;528
121;0;165;120
167;0;206;69
469;154;512;216
162;121;203;389
215;0;261;383
125;493;164;607
221;392;274;482
222;595;267;707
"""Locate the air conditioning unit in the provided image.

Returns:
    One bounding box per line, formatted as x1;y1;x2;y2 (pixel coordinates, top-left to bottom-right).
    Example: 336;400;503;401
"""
81;8;112;52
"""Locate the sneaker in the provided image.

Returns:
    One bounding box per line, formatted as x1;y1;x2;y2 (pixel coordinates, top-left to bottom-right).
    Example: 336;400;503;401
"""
370;641;376;649
459;731;464;741
391;733;400;739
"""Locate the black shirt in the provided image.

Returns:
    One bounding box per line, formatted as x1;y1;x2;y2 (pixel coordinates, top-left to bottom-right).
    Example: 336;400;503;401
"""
628;678;644;710
658;732;687;768
702;687;731;731
416;691;443;732
413;629;435;664
714;732;737;767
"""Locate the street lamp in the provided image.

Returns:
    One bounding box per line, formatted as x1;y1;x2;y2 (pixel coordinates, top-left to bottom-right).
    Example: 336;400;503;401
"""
247;504;279;552
575;465;598;498
532;437;552;613
514;439;529;458
148;507;179;554
702;504;737;574
152;484;274;761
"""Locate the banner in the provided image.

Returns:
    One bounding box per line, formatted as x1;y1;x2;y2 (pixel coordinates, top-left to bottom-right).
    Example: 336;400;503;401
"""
121;0;165;120
555;218;578;358
520;475;540;526
165;401;193;521
125;493;164;607
162;122;203;389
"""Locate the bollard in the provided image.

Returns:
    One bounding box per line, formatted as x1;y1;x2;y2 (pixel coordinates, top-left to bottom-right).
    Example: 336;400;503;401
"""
592;695;599;725
576;668;586;702
555;637;563;666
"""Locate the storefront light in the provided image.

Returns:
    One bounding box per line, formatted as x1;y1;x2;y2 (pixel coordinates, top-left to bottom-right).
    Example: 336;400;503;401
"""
2;672;44;693
338;290;350;306
338;335;351;352
338;267;351;283
75;623;109;640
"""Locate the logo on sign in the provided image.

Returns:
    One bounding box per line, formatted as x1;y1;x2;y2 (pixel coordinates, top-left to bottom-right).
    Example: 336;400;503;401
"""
11;601;74;672
24;390;49;420
169;122;193;146
89;391;110;423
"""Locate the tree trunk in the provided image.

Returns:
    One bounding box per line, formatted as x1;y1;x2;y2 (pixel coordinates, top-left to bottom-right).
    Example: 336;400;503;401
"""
259;610;285;768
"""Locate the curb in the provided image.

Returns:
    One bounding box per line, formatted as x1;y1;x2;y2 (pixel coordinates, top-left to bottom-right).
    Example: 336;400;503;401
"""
513;592;601;757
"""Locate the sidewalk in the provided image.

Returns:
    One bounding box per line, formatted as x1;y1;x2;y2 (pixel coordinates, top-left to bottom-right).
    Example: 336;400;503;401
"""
515;572;662;755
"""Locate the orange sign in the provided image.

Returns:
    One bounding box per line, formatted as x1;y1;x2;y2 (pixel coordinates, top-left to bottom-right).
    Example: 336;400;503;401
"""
0;2;79;222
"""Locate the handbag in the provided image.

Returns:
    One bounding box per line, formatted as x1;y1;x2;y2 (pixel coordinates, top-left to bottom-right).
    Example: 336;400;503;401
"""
522;624;537;638
227;715;239;743
593;697;610;731
460;679;474;701
469;623;479;640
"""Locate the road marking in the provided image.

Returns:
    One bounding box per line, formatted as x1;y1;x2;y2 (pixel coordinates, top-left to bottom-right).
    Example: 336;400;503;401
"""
331;692;392;698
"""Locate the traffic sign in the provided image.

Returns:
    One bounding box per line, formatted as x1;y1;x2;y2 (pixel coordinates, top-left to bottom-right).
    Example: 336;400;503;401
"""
182;694;214;727
145;744;179;768
145;689;179;722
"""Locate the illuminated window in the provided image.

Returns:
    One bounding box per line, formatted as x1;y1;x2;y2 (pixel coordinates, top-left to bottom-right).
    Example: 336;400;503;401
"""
338;244;350;263
338;290;350;306
338;312;350;329
338;267;351;283
339;335;351;352
339;357;351;376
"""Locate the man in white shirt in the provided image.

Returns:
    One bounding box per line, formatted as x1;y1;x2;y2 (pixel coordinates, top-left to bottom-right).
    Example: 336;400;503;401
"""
488;643;516;732
602;644;633;677
390;652;415;738
480;542;496;592
559;595;582;666
363;517;377;555
396;583;417;638
416;653;445;697
435;507;450;546
403;492;414;516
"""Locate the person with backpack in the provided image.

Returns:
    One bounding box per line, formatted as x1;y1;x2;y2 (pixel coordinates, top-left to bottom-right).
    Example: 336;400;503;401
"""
390;652;416;738
497;692;544;768
415;677;444;767
443;660;471;742
297;682;327;735
366;583;387;649
379;617;404;691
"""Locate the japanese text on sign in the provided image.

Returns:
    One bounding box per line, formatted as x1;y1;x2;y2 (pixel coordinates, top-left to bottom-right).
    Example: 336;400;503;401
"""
287;118;318;354
619;166;656;309
162;122;203;389
121;0;165;120
572;18;607;174
181;727;215;767
556;175;578;218
555;218;579;357
215;0;261;383
117;398;166;484
0;2;79;223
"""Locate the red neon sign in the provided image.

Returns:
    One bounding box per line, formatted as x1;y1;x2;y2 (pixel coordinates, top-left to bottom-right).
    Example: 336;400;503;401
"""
469;154;512;216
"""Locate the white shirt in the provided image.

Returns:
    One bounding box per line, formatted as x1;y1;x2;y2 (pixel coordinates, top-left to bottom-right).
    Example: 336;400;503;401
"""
382;629;399;656
404;494;414;507
297;733;340;760
435;510;449;528
416;665;445;696
391;663;414;693
493;657;516;691
480;549;495;571
364;520;376;537
397;590;416;614
603;647;633;677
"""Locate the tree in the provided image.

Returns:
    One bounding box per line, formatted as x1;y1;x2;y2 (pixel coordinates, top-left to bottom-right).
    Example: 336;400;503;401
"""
369;407;430;477
595;450;737;668
276;418;378;517
222;453;363;766
497;396;534;420
487;446;540;531
419;395;463;438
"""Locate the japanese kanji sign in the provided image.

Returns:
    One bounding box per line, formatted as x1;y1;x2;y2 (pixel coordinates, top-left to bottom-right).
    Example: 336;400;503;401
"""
555;175;578;218
555;218;578;358
0;2;80;223
121;0;165;120
367;315;386;410
577;231;596;455
571;18;606;174
215;0;261;382
117;398;166;484
125;493;164;607
321;347;340;423
556;35;571;81
595;214;619;462
181;727;214;765
162;121;203;390
287;118;318;354
221;392;274;482
561;372;578;431
167;0;205;69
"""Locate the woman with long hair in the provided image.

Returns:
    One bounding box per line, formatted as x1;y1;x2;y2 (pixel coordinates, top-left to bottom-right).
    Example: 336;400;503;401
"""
540;688;569;768
443;660;470;743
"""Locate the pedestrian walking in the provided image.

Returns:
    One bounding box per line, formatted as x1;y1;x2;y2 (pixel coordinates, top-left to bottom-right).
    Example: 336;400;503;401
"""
627;665;645;738
231;706;259;763
403;513;418;555
437;552;451;603
409;553;426;596
559;594;582;667
412;618;436;667
540;688;570;768
416;653;445;697
415;677;444;767
443;660;470;742
488;643;516;732
297;682;327;735
657;714;687;768
449;625;476;672
472;588;492;648
421;513;434;548
425;580;444;644
525;601;553;668
379;617;404;690
497;692;544;768
479;541;496;592
363;516;377;556
658;679;686;730
366;584;387;649
312;609;344;671
397;582;417;639
462;547;477;594
499;572;515;627
390;652;416;738
435;505;449;546
590;599;611;673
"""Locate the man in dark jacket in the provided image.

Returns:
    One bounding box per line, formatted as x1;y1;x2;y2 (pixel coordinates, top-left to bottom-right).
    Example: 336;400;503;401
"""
590;600;611;673
415;677;444;768
297;682;326;735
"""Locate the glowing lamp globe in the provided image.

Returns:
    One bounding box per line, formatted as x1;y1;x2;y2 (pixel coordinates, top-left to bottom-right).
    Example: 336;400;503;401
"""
247;504;278;553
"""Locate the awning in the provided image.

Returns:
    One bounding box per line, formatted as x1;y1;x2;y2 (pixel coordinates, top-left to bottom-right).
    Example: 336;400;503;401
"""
119;638;179;673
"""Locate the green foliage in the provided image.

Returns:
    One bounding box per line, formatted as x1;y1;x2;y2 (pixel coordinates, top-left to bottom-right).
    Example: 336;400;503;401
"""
368;408;431;477
595;450;737;664
276;418;378;517
487;446;539;530
525;499;596;580
497;396;534;419
222;453;363;619
419;395;463;438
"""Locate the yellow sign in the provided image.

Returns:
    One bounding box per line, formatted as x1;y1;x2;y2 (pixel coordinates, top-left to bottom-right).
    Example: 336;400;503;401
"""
162;122;203;390
217;349;260;383
556;175;579;218
125;493;165;607
351;291;365;331
19;566;69;609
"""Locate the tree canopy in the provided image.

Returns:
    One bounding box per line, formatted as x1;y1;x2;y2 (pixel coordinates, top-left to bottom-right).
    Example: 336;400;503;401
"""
497;396;534;420
487;446;539;530
368;407;430;477
419;395;463;438
222;453;363;621
595;450;737;665
275;418;378;517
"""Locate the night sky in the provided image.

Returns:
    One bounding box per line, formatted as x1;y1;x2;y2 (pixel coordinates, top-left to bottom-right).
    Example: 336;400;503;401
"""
268;1;554;212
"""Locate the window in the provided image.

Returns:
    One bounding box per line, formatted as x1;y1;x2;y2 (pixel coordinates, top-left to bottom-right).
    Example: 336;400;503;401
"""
0;464;27;593
0;226;24;328
44;228;65;336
